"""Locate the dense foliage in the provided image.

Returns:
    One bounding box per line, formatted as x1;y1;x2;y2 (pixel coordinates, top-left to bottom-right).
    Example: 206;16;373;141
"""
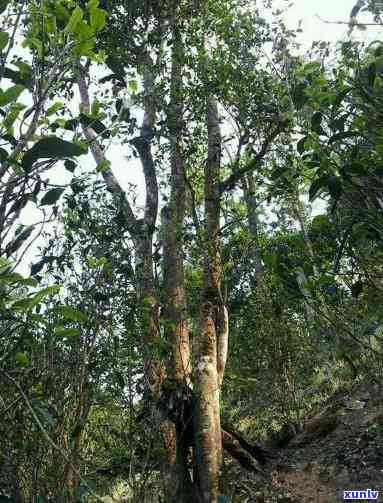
0;0;382;501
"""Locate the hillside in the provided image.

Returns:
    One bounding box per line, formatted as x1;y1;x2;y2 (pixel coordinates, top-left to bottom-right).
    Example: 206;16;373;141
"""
227;382;383;502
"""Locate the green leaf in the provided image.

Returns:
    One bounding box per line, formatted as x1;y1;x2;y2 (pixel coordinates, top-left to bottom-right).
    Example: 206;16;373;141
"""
0;31;9;51
11;299;31;310
309;176;329;201
73;21;95;57
330;113;348;132
3;102;26;133
0;85;25;107
327;176;342;200
297;135;308;155
14;61;32;76
97;159;110;172
86;256;107;268
0;1;10;14
31;259;46;276
0;272;23;283
32;285;61;304
105;55;125;82
54;3;70;22
0;272;37;287
40;188;65;206
332;87;352;112
291;82;307;110
15;352;29;366
54;327;81;337
344;162;365;176
128;79;138;93
47;102;64;116
303;61;321;74
91;98;101;117
351;280;363;298
79;113;109;138
311;112;326;135
0;257;10;273
90;6;106;32
20;277;39;287
5;226;34;257
328;131;358;144
64;6;84;34
367;62;377;88
22;137;87;171
13;285;60;311
64;160;76;172
63;118;78;131
45;14;57;34
4;65;32;88
0;147;8;162
53;305;87;322
263;252;277;269
25;37;43;57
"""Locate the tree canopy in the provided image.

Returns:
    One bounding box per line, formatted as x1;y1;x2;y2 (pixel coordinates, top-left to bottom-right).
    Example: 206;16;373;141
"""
0;1;382;502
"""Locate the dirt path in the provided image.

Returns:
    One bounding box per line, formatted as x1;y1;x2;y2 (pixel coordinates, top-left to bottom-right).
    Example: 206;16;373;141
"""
228;382;383;502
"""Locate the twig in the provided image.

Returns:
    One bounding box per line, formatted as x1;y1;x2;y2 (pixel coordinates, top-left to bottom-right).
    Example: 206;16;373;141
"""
316;14;383;27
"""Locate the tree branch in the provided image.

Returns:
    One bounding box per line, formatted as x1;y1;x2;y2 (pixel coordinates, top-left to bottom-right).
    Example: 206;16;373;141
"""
220;126;282;193
316;14;383;27
132;59;158;231
77;67;139;236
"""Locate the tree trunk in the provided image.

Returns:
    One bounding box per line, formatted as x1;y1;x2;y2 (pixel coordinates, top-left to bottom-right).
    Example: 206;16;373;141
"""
242;172;264;288
160;13;194;501
65;375;90;503
194;79;225;501
291;192;318;276
162;13;191;386
77;66;179;499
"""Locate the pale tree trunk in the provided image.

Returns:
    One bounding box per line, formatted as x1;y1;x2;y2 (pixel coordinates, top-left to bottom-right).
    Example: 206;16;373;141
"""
194;79;226;501
291;192;318;276
289;191;321;331
242;172;264;289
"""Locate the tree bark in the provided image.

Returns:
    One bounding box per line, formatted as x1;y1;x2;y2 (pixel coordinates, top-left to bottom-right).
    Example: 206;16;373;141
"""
291;192;318;276
242;172;264;288
162;14;191;386
160;12;194;501
194;68;225;500
77;54;193;501
77;65;163;392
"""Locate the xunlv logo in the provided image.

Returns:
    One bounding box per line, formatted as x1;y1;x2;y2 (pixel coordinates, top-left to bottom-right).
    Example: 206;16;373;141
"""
343;489;379;500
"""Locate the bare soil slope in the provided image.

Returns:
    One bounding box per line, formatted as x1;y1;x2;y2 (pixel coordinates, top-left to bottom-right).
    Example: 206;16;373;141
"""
227;382;383;502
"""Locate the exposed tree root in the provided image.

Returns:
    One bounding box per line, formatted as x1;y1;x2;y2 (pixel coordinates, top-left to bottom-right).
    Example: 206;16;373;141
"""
222;424;276;474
